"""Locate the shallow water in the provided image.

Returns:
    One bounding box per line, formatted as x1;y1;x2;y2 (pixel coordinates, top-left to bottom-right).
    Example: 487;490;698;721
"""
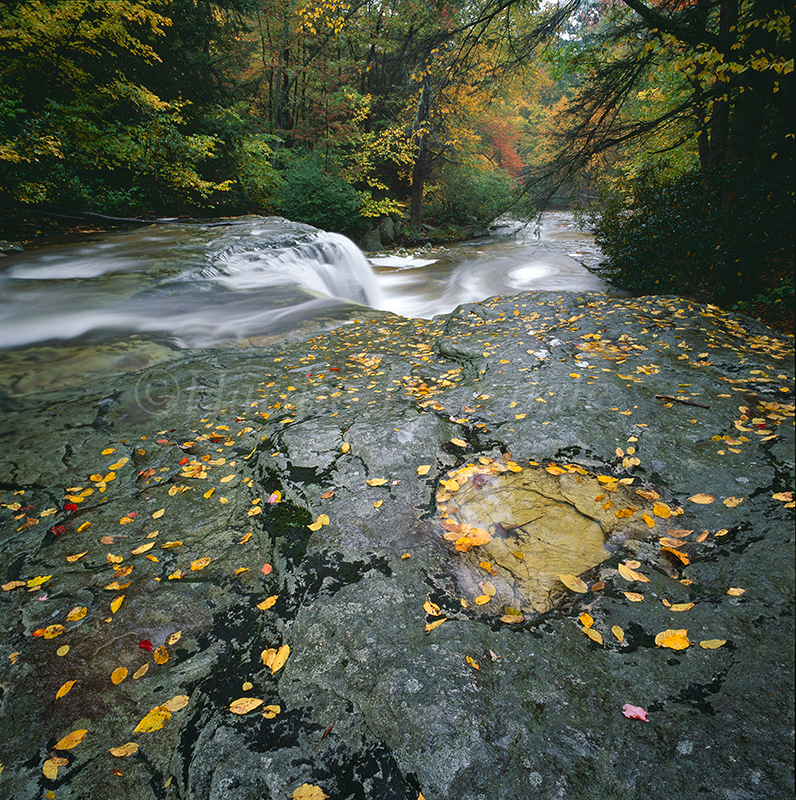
0;212;609;395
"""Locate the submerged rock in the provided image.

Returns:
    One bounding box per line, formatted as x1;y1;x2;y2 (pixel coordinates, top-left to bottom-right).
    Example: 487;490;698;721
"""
0;291;793;800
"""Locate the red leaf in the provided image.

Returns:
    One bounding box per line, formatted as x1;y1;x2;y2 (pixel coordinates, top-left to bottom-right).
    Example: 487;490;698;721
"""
138;640;154;652
64;503;78;511
329;367;340;372
179;457;189;465
261;564;273;575
156;439;170;444
50;525;67;536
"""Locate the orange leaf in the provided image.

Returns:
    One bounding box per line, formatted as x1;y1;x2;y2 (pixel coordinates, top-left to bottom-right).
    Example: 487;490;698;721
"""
56;680;76;699
134;705;171;733
153;646;169;665
654;629;690;650
54;729;88;750
111;667;128;685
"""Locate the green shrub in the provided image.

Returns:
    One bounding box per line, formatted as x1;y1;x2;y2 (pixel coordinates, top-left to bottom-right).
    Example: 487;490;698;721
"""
279;157;364;233
591;158;794;309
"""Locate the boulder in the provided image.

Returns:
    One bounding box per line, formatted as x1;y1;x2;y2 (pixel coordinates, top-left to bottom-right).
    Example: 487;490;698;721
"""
0;291;792;800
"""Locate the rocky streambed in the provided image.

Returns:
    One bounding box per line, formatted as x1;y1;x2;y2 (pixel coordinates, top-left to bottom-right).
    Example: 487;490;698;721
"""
0;290;793;800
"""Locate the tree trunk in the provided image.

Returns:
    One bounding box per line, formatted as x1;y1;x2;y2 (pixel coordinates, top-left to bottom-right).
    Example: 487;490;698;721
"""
409;78;431;230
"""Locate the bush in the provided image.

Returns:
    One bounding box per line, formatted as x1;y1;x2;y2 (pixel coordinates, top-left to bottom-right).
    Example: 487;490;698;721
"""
591;157;794;311
279;157;364;233
424;160;519;226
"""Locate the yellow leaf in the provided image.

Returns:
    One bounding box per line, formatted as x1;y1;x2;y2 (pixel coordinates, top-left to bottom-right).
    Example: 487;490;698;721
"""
636;489;660;500
239;532;253;543
107;553;123;564
558;574;588;593
110;595;124;614
166;631;182;645
579;612;594;628
723;496;744;507
56;680;76;699
474;594;491;605
290;784;330;800
660;546;690;564
582;627;603;644
641;513;655;528
423;599;441;615
109;743;139;757
699;639;727;649
612;625;624;642
152;509;165;519
133;663;149;680
27;575;52;589
57;645;70;656
54;729;88;750
111;667;128;685
615;508;635;518
688;493;715;504
417;465;431;475
248;506;262;516
153;646;169;665
134;705;171;733
466;655;480;670
617;563;650;583
262;704;281;719
374;499;383;508
191;557;211;571
161;541;182;549
623;591;644;602
131;542;155;555
257;596;278;611
727;587;745;596
450;438;467;447
341;442;350;453
669;602;695;612
230;697;263;715
261;644;290;674
425;618;447;632
66;551;89;562
652;503;672;518
220;474;236;483
40;624;66;639
654;629;690;650
366;478;388;486
66;606;87;622
43;759;60;780
500;613;525;624
482;581;496;597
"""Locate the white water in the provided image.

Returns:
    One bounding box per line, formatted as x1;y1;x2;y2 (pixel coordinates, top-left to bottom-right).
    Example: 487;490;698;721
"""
0;212;611;393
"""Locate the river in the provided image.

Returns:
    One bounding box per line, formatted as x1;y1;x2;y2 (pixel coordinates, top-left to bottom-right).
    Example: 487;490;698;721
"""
0;212;611;397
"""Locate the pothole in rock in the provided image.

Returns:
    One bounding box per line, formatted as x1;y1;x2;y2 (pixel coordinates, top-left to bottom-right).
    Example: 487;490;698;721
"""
436;456;676;616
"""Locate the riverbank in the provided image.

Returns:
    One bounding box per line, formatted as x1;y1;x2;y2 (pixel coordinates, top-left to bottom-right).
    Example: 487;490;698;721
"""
1;289;793;800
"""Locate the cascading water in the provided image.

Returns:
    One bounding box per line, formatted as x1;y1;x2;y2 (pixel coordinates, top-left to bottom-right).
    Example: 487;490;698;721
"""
0;217;383;351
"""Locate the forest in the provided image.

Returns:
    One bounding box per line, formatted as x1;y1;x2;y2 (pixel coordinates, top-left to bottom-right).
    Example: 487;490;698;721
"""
0;0;793;328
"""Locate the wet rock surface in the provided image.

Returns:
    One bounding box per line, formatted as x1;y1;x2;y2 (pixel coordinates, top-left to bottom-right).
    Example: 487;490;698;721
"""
1;291;793;800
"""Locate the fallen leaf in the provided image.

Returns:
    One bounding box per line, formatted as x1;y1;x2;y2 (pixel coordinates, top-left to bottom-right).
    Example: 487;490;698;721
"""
111;667;128;685
635;489;660;500
257;596;278;611
425;618;447;632
669;602;695;612
153;646;169;665
66;551;89;563
43;759;60;779
622;703;649;722
652;503;672;518
450;438;467;447
133;663;149;680
423;599;441;615
57;645;70;656
262;704;281;718
623;591;644;602
109;743;139;757
166;631;182;645
152;509;165;519
500;613;525;623
654;629;690;650
56;680;76;699
699;639;727;649
660;546;690;564
2;580;26;591
558;573;588;593
230;697;263;715
688;493;715;504
261;563;273;575
723;496;744;507
727;587;745;596
417;465;431;476
612;625;625;642
466;655;480;670
239;532;253;544
131;542;155;555
133;705;171;733
190;557;211;571
261;644;290;674
290;784;329;800
475;594;491;605
579;612;594;628
110;595;124;614
582;627;603;644
54;729;88;750
617;563;650;582
366;478;388;486
66;606;87;622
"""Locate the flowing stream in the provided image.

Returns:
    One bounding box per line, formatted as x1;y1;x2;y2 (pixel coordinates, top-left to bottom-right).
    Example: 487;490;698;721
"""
0;212;610;396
